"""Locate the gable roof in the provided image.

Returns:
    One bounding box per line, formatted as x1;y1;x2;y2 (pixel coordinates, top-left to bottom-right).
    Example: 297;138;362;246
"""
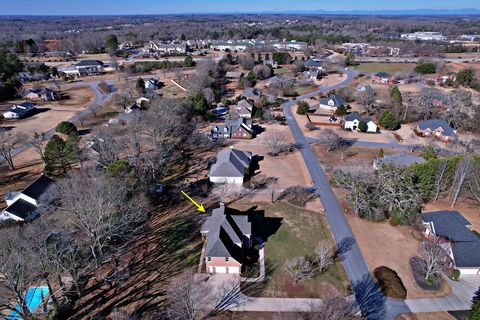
22;175;54;200
320;94;347;107
211;118;253;137
233;99;253;115
242;88;261;98
375;72;391;78
422;211;477;242
76;60;104;67
344;112;362;122
375;153;426;168
201;204;251;260
209;148;252;178
226;71;244;78
418;119;456;137
422;211;480;268
5;199;37;220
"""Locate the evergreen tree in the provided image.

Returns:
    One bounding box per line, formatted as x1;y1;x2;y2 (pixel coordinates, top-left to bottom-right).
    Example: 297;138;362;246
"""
471;300;480;320
105;34;118;54
44;135;79;176
378;148;384;158
390;86;402;103
358;120;368;132
193;92;208;114
183;55;195;67
379;111;399;130
135;77;145;94
335;105;347;116
296;101;309;115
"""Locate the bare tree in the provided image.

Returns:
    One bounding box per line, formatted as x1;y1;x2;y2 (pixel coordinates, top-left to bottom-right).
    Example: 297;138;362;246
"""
419;239;446;281
449;156;473;207
314;241;335;272
0;132;25;170
211;181;249;204
48;170;149;266
300;296;358;320
434;160;450;202
282;256;315;283
53;78;64;100
470;164;480;203
263;132;285;156
317;129;343;152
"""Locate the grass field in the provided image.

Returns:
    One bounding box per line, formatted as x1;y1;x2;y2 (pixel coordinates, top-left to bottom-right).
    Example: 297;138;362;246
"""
354;63;417;75
232;201;350;298
274;67;292;75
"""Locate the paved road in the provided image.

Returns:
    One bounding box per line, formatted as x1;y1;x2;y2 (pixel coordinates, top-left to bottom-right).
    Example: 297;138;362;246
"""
8;80;115;158
282;69;411;319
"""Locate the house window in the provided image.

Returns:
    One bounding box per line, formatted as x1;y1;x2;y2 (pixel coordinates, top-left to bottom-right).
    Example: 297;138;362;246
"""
207;257;211;262
225;257;229;262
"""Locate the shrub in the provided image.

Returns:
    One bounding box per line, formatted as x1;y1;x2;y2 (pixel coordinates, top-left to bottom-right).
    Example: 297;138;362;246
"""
55;121;78;136
451;269;460;281
457;68;476;87
415;62;436;74
296;101;309;115
335;105;347;116
305;122;317;131
373;266;407;299
358;120;367;133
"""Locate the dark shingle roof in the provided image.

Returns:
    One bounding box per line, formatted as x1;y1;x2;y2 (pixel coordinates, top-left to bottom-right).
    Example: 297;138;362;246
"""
319;94;347;107
201;204;251;260
5;199;37;220
209;148;252;178
375;72;391;77
304;59;322;68
344;112;362;122
453;242;480;268
418;119;456;137
22;175;54;200
422;211;477;242
76;60;104;67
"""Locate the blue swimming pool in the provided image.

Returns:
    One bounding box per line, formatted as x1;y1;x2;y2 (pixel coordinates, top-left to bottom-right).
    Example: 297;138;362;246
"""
7;286;49;320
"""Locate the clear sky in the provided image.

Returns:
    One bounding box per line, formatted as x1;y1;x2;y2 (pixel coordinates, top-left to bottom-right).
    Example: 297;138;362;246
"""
1;0;480;15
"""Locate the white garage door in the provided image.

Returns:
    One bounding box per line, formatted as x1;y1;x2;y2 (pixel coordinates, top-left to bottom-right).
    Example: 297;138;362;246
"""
214;266;227;273
227;267;240;274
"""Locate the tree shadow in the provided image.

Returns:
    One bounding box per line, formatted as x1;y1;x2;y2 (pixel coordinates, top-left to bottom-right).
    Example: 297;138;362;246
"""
0;126;15;132
352;274;387;320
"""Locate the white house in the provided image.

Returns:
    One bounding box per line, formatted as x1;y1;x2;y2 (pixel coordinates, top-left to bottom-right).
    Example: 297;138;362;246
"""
3;102;36;119
319;94;348;111
208;148;253;184
343;112;378;133
145;78;160;91
1;175;53;222
232;99;253;119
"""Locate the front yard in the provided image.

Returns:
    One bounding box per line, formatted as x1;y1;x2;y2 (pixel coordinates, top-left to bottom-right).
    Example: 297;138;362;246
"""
231;201;350;298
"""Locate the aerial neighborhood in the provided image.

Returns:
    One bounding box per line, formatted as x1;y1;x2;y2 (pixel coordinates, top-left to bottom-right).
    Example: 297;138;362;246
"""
1;5;480;320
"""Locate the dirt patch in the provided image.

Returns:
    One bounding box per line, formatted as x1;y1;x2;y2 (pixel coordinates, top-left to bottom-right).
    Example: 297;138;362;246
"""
398;312;456;320
58;86;95;107
344;212;451;299
319;73;347;87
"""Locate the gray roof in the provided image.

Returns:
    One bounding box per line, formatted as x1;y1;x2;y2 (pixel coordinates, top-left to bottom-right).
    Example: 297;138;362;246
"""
233;99;253;114
242;88;261;98
422;211;480;268
418;119;456;137
201;204;251;260
76;60;104;67
319;94;347;107
304;59;322;68
374;153;426;168
226;71;244;78
22;175;53;200
5;199;37;220
375;72;391;77
211;118;253;138
209;148;252;178
344;112;362;122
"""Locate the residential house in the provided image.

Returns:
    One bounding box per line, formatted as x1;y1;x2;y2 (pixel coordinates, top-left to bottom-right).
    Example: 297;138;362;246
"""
421;211;480;275
303;70;320;81
265;75;286;88
200;203;252;274
24;88;57;101
319;94;348;111
145;41;187;54
1;175;53;222
208;147;253;184
211;118;254;140
125;103;141;114
416;119;456;142
373;72;392;84
304;59;323;70
75;60;105;75
145;78;160;91
226;71;244;83
3;102;36;119
231;99;253;119
241;88;262;103
272;40;308;51
343;112;378;133
373;153;426;170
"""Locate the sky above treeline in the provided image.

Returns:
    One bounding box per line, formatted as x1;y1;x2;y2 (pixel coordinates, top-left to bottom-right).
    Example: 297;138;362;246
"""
1;0;480;15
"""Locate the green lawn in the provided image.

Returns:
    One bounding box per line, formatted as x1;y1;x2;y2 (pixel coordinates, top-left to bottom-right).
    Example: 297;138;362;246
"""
354;63;417;75
274;67;292;75
232;202;350;298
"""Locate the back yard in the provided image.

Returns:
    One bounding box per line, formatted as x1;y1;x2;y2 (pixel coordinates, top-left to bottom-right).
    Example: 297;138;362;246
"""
354;63;417;75
230;201;350;298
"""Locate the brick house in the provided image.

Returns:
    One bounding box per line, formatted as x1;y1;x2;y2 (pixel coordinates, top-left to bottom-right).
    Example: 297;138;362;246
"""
211;118;254;140
416;119;456;142
200;203;252;274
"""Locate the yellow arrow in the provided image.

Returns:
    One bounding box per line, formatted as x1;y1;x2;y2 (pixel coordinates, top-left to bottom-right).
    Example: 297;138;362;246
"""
181;191;206;212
